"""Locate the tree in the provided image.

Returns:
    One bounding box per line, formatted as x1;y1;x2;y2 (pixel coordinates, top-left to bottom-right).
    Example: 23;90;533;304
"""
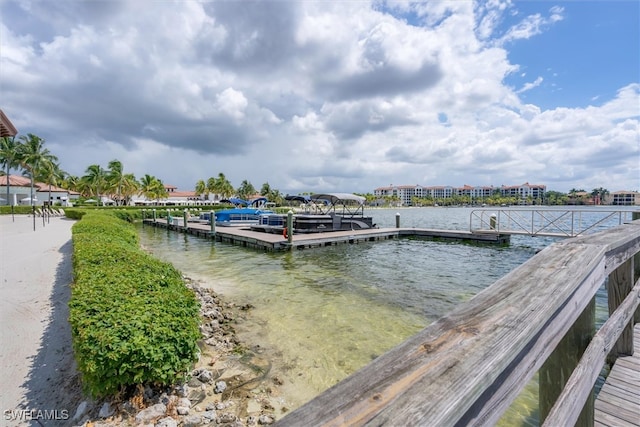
591;187;609;205
107;159;124;205
139;174;167;203
119;173;139;206
35;159;64;207
195;179;208;200
0;136;21;205
18;134;58;206
82;164;107;204
62;174;81;193
236;180;256;200
209;173;234;200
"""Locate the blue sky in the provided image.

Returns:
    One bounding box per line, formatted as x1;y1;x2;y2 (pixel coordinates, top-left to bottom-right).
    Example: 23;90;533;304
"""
1;1;638;195
503;1;639;110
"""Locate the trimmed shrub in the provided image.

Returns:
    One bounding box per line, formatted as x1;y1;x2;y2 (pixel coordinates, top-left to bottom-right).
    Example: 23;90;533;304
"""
69;211;200;397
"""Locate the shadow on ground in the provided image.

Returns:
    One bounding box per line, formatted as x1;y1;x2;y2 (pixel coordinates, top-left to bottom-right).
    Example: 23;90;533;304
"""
20;240;86;426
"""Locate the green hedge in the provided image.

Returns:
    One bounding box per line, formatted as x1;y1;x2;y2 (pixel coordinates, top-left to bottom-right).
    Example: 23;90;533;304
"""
69;211;201;397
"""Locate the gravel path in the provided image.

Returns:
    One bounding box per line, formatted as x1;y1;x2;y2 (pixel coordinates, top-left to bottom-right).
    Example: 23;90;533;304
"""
0;214;82;427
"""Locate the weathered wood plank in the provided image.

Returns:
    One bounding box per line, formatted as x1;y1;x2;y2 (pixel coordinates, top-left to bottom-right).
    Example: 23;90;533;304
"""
597;388;640;413
541;280;640;426
608;258;635;362
594;399;640;425
594;322;640;427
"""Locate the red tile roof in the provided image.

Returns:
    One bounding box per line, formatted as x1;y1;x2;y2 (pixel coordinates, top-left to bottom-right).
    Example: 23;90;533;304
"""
0;109;18;137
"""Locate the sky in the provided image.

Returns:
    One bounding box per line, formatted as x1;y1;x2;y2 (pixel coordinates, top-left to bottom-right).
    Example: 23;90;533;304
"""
1;0;638;195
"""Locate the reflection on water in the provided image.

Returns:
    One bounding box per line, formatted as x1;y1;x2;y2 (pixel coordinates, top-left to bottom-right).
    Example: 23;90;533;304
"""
137;207;622;423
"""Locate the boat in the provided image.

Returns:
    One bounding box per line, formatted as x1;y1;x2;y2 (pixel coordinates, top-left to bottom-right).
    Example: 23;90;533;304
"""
200;197;273;227
252;193;376;234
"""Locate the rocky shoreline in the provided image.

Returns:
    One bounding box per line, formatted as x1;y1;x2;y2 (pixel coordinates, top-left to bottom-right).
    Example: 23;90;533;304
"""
72;278;289;426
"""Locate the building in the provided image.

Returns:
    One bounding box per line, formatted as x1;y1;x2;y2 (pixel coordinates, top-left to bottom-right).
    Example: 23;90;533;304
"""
499;183;546;204
611;191;640;206
373;182;547;206
0;175;79;206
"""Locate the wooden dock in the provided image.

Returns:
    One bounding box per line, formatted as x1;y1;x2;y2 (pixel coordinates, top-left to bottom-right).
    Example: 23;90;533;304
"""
594;323;640;427
142;219;510;251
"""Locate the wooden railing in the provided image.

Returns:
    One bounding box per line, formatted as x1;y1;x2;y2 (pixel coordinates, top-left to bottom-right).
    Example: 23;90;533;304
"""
276;216;640;426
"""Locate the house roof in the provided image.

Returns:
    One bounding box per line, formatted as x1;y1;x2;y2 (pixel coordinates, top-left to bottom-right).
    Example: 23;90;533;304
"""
0;175;31;187
168;191;197;198
0;175;79;194
0;110;18;138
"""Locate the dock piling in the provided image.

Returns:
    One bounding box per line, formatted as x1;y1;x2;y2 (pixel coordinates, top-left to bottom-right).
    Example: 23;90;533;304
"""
287;211;293;245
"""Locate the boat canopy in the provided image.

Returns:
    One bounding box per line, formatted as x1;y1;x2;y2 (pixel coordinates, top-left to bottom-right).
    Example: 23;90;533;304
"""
310;193;365;206
285;195;311;203
250;197;268;207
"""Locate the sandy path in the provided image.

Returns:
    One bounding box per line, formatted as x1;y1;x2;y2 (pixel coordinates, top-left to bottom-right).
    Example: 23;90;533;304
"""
0;215;82;426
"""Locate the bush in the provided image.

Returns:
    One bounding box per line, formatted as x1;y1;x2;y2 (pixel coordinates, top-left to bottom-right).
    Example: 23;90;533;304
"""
0;205;36;215
69;211;200;397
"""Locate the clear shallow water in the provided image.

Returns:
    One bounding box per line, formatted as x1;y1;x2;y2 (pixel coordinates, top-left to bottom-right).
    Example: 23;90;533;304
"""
137;207;631;423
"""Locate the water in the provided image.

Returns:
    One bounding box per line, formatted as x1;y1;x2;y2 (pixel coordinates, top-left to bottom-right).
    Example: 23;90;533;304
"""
137;206;635;423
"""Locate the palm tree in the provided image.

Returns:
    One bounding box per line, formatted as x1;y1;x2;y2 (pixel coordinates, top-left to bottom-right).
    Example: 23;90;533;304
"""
0;136;21;205
62;174;81;193
17;134;58;206
195;179;208;200
217;173;234;200
119;173;139;206
139;174;167;203
591;187;609;205
35;159;64;207
107;159;124;205
236;180;256;201
82;164;107;205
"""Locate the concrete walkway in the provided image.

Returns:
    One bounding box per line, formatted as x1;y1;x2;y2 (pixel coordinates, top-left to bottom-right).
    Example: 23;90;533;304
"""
0;215;82;426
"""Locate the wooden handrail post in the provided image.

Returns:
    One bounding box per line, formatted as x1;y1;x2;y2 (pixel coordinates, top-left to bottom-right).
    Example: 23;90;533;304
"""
540;297;595;427
634;212;640;324
608;257;635;362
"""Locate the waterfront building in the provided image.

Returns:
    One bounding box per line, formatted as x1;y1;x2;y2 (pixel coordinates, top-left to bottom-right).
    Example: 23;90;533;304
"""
611;190;640;206
374;182;547;206
499;182;546;203
0;174;80;206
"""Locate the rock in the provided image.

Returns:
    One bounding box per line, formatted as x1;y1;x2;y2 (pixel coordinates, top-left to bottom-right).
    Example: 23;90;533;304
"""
201;410;217;421
218;413;236;423
175;383;189;397
135;403;167;424
73;401;89;420
177;397;192;408
156;417;178;427
197;369;214;383
258;414;275;425
98;402;114;418
188;389;207;405
176;406;190;415
181;415;202;427
144;384;155;400
188;377;203;388
214;380;227;394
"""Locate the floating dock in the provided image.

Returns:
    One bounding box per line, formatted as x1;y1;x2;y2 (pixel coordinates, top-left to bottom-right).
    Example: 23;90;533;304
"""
142;219;510;251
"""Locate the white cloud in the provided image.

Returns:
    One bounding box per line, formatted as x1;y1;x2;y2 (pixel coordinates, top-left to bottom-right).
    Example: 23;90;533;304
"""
517;76;544;93
0;0;637;195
